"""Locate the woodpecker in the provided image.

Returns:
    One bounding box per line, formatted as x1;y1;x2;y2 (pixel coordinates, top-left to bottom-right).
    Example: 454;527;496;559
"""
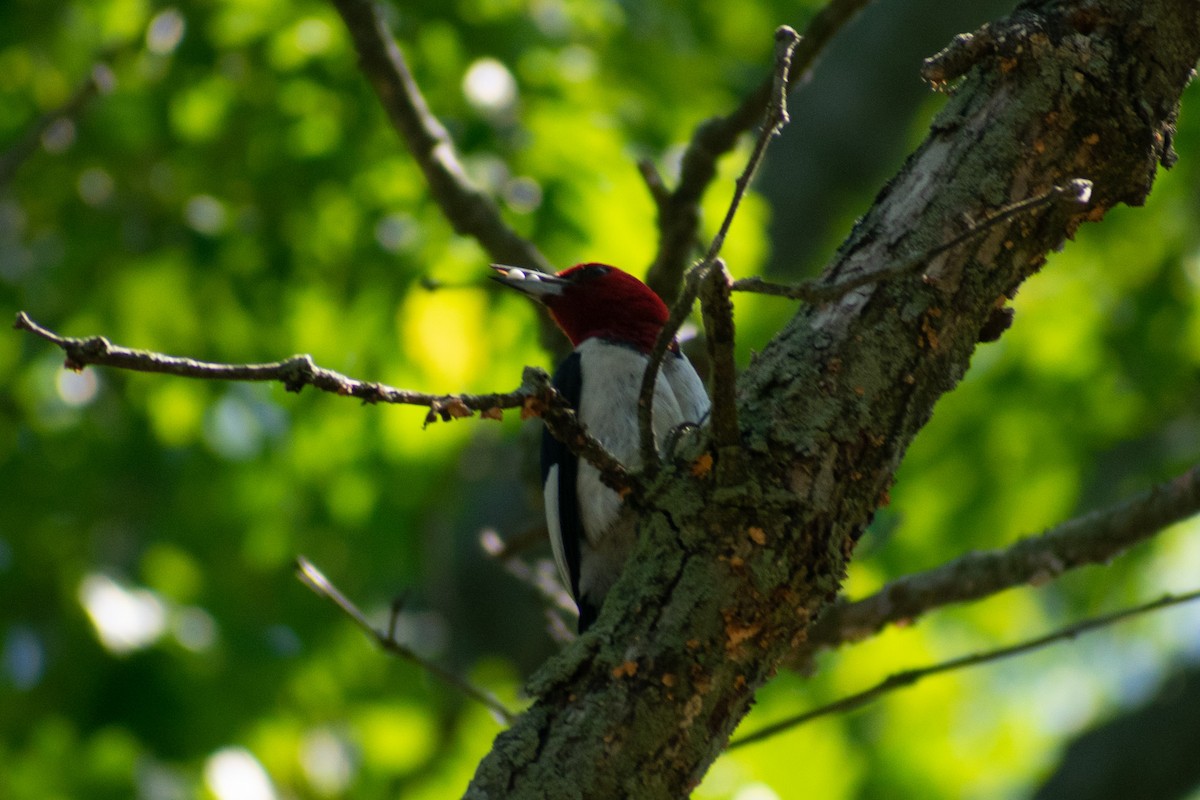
491;263;710;632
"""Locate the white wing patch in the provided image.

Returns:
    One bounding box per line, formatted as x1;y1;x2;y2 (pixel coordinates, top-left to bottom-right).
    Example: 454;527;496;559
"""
664;351;711;424
542;464;573;596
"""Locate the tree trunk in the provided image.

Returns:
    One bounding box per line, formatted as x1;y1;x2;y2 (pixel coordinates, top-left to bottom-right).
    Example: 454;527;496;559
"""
466;0;1200;796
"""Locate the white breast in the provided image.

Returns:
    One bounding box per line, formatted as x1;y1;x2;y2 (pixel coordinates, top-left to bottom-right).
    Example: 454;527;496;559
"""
568;338;710;601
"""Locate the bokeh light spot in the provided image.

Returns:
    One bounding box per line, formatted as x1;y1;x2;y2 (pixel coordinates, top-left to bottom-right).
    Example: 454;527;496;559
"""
56;368;99;407
77;167;115;206
147;8;186;55
301;728;356;795
463;58;517;114
503;176;543;213
733;783;782;800
185;194;228;235
204;747;277;800
41;117;76;153
294;18;333;55
79;573;168;654
173;606;218;652
373;212;420;254
3;626;45;690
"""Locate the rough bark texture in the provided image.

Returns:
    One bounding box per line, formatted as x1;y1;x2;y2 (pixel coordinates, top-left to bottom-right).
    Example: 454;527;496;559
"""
466;0;1200;796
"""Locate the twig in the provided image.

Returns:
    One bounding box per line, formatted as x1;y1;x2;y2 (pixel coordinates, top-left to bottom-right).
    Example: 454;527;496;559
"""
796;462;1200;664
0;62;115;187
479;528;578;617
327;0;551;274
637;159;672;215
636;27;799;475
14;310;532;412
645;0;876;301
295;556;515;723
14;311;634;494
696;29;796;464
732;179;1094;303
637;269;706;473
732;587;1200;749
707;27;798;266
479;524;547;561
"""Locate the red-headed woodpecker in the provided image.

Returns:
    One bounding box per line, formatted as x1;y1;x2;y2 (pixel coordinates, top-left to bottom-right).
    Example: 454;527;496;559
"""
492;263;710;632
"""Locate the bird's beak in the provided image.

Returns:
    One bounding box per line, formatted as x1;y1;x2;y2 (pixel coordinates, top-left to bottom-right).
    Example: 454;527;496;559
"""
489;264;568;299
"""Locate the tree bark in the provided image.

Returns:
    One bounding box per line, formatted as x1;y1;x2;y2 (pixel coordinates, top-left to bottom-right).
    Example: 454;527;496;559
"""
466;0;1200;796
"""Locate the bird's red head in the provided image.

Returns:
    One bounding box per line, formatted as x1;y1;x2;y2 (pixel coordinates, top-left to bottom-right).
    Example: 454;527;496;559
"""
491;263;668;353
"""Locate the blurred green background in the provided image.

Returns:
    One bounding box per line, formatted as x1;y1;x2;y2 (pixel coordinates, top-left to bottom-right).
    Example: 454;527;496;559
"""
3;0;1199;797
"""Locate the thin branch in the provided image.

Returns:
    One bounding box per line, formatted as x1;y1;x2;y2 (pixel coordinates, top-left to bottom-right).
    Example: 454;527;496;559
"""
295;556;516;723
536;383;639;498
704;26;798;266
479;528;578;618
637;268;706;473
0;62;115;187
14;311;635;494
796;463;1200;664
645;0;876;301
637;159;672;216
14;310;530;411
697;29;796;466
328;0;551;274
636;27;799;475
732;179;1094;303
732;587;1200;749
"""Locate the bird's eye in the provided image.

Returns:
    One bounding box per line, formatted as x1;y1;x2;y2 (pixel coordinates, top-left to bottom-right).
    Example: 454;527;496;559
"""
583;265;610;278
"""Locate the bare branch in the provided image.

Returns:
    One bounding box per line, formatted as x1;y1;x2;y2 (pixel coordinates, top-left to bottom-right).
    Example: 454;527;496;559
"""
479;528;578;619
14;311;635;494
646;0;876;301
328;0;551;273
703;27;799;267
637;27;799;474
534;382;639;498
732;179;1094;303
797;463;1200;664
636;159;672;216
733;587;1200;749
14;310;530;411
295;556;516;723
0;62;115;187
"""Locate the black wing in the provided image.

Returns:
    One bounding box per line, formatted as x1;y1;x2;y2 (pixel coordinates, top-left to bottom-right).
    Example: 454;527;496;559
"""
541;351;585;609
